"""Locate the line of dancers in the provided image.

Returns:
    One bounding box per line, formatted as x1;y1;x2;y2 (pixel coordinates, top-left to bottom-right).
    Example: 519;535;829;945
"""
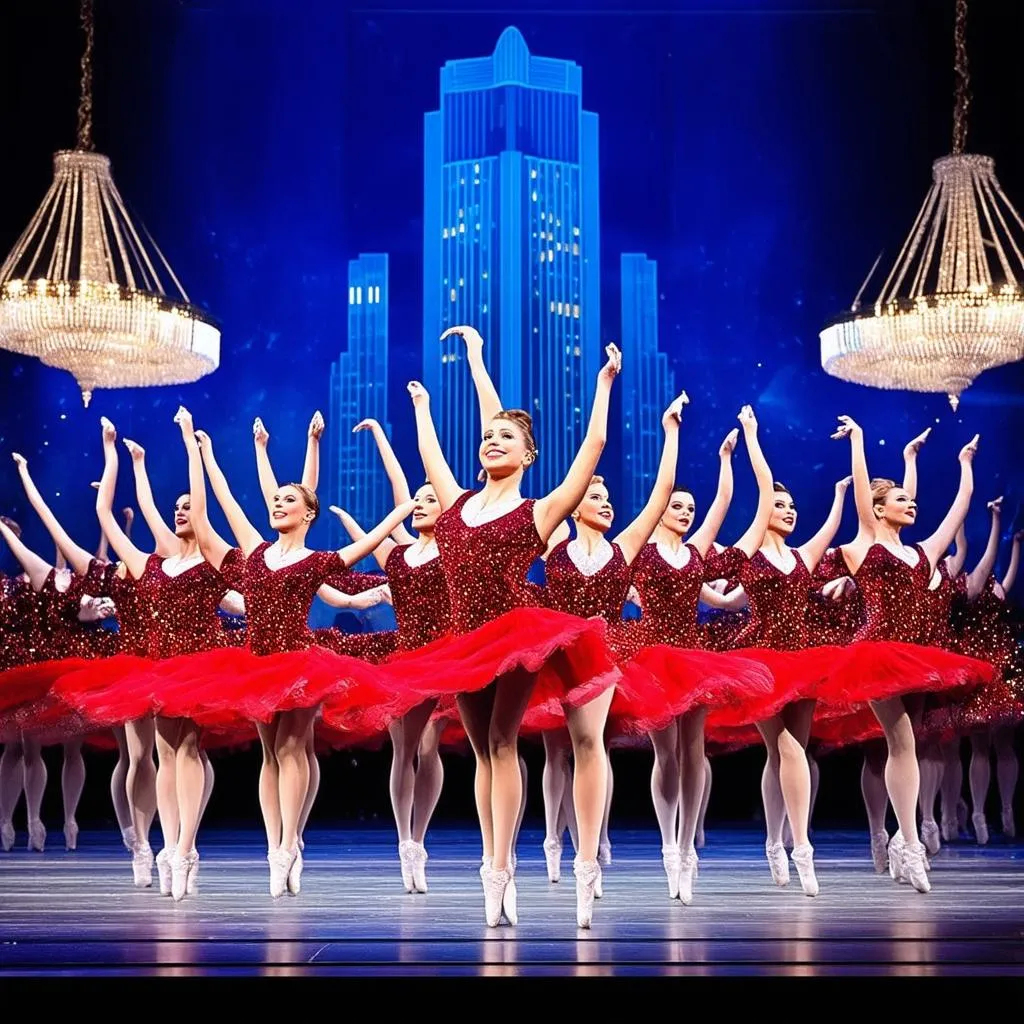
0;325;1020;928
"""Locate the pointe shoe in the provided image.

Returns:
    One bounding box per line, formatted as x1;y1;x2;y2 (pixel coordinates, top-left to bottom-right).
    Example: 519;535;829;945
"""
132;843;155;888
398;840;417;893
870;830;890;873
594;865;604;900
598;840;612;866
957;797;968;833
791;843;819;897
27;819;46;853
298;836;305;853
287;846;302;896
678;849;698;906
510;850;517;876
1001;807;1016;839
920;819;941;857
765;841;790;886
887;831;907;883
543;837;562;883
268;847;295;899
481;866;513;927
64;819;79;852
171;850;198;902
411;842;428;893
156;848;173;895
972;812;990;846
574;857;600;928
902;841;932;893
186;849;200;895
662;845;681;899
122;826;138;852
1;819;16;852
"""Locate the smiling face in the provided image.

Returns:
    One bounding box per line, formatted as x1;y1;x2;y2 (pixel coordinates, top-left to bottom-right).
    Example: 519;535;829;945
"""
873;484;917;528
574;480;614;533
769;489;798;537
270;484;318;534
661;490;696;537
478;415;533;479
411;483;441;533
173;494;194;538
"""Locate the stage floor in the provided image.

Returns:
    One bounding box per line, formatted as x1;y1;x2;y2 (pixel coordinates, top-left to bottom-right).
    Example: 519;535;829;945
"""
1;826;1021;977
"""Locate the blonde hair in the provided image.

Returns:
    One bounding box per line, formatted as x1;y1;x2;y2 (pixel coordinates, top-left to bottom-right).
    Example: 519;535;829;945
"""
870;477;898;519
283;482;320;522
588;475;605;488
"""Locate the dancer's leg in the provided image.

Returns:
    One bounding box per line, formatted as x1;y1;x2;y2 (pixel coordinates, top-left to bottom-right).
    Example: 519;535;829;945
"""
60;739;86;848
488;670;535;872
109;727;133;840
199;750;214;823
0;741;25;843
124;717;157;844
275;707;319;853
755;716;788;848
696;756;712;847
648;724;681;848
870;698;922;845
564;687;615;862
154;718;181;852
296;733;317;845
173;721;204;857
456;687;497;861
939;738;964;839
676;707;709;852
390;700;436;843
22;736;47;844
994;726;1018;836
256;720;282;851
542;730;572;846
969;730;992;842
411;719;445;844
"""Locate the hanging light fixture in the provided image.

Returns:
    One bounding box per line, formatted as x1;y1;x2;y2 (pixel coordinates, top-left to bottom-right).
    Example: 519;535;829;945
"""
0;0;220;407
819;0;1024;411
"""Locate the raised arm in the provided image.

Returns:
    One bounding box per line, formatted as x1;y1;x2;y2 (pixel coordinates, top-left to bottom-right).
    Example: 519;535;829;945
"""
122;438;179;556
329;505;395;570
730;407;776;558
688;428;740;558
966;497;1002;599
920;436;979;573
0;518;54;591
11;453;94;576
96;419;150;579
797;476;852;572
441;325;503;432
407;382;464;509
534;344;621;542
353;418;416;544
833;415;875;536
946;522;968;578
901;427;930;500
614;393;687;564
252;417;278;511
1002;531;1022;595
337;500;418;569
302;411;324;491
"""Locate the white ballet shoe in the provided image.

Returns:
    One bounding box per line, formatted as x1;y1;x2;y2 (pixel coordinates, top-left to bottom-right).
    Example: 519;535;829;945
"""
411;842;428;893
920;819;941;857
594;862;604;900
186;849;200;895
398;840;417;893
791;843;819;897
870;830;890;873
887;831;907;883
64;819;79;852
598;840;612;866
972;812;989;846
765;840;789;886
171;850;198;902
132;843;154;888
287;846;302;896
122;825;138;852
678;849;698;906
574;857;600;928
662;844;681;899
27;819;46;852
1002;807;1016;839
902;841;932;893
543;837;562;883
510;850;517;876
0;819;14;852
481;866;514;927
268;847;295;899
156;847;173;895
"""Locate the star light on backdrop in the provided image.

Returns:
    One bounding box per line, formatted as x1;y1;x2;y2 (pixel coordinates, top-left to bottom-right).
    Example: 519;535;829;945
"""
819;0;1024;411
0;0;220;407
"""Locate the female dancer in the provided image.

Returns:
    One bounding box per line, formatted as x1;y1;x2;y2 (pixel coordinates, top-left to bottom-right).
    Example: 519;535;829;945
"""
174;408;414;897
391;328;623;927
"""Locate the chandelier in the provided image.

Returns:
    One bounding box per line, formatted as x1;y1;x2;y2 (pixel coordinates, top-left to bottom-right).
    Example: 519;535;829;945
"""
819;0;1024;411
0;0;220;407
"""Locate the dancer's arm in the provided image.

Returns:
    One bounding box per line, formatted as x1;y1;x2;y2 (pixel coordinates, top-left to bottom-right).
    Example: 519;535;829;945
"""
920;437;979;574
901;427;930;500
614;393;687;565
946;523;968;578
219;590;246;616
966;497;1002;599
689;429;740;558
96;419;150;580
729;406;775;558
797;476;852;573
833;415;874;542
318;582;391;610
302;411;324;491
441;325;503;431
252;417;277;511
337;501;417;569
406;382;464;510
541;520;572;561
352;418;416;544
122;438;179;556
700;584;747;611
1001;531;1022;595
0;518;53;591
11;453;94;576
535;344;621;542
329;505;395;571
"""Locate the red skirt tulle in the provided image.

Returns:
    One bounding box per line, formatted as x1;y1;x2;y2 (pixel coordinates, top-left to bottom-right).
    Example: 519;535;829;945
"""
48;655;161;732
0;657;98;741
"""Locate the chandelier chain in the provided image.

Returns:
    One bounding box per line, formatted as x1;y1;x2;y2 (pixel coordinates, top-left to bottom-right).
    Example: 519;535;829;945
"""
952;0;970;155
77;0;95;151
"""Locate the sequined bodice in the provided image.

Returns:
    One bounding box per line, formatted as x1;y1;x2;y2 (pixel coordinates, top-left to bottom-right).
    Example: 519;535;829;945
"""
853;543;932;644
0;572;33;669
323;567;388;595
434;491;543;635
957;576;1019;669
25;570;92;660
920;560;964;650
805;546;863;646
86;559;151;656
725;548;814;651
385;545;451;650
544;540;630;622
631;542;707;648
138;554;228;658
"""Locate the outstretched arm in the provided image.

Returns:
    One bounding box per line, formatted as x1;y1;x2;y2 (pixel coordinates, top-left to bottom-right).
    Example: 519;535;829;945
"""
1002;531;1022;595
122;438;179;556
730;407;775;558
689;428;740;558
833;415;875;537
407;382;464;510
317;582;391;610
534;344;621;542
441;325;503;432
614;393;687;564
353;418;416;545
0;518;53;591
920;436;979;574
96;420;150;579
252;417;278;511
798;476;852;572
11;453;94;576
302;411;324;491
966;497;1002;599
330;505;395;571
946;523;968;578
902;427;930;500
337;501;418;569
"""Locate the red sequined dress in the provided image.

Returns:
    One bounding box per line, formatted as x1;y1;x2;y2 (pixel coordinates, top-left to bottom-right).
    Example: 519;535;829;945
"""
382;491;619;710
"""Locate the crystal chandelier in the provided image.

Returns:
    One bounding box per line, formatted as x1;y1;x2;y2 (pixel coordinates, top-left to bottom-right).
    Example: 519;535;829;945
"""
819;0;1024;411
0;0;220;407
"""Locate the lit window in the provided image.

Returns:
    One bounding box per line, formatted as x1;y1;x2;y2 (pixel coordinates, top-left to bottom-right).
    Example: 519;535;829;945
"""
548;213;553;223
530;168;537;179
459;177;465;185
375;286;381;303
474;179;480;185
531;190;538;202
442;228;449;239
573;226;580;236
450;288;457;301
356;286;362;304
459;223;465;233
548;250;554;262
564;306;571;318
548;232;554;242
482;303;488;313
556;242;562;251
557;302;563;314
475;223;481;231
474;162;480;173
572;242;580;256
458;208;464;218
574;345;581;356
458;277;464;287
549;300;556;313
556;219;561;228
348;286;355;304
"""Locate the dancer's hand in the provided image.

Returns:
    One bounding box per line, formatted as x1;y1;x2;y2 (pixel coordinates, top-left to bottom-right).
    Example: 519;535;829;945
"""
663;392;688;429
903;427;931;459
440;324;484;353
987;496;1003;513
328;505;346;520
407;381;430;406
195;430;213;456
173;407;193;434
11;452;27;469
835;475;853;495
831;415;861;441
101;417;117;445
353;418;382;435
122;507;135;525
821;575;855;602
123;439;145;462
308;410;325;440
599;343;622;382
719;428;739;457
959;434;980;463
253;417;269;448
737;405;758;434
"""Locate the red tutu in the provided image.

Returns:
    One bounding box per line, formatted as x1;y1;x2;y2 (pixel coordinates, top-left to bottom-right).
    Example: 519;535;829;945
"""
0;657;97;740
49;655;160;732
